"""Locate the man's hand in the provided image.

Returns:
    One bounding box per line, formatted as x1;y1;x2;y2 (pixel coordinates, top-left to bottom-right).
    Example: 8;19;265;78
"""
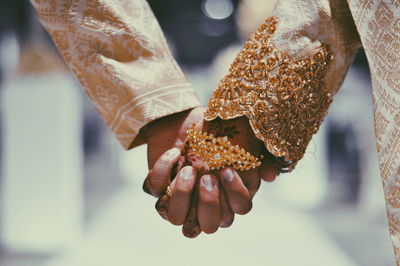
143;107;205;176
142;107;279;237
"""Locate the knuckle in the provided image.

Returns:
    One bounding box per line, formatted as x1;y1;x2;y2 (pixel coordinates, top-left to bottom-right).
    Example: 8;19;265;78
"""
200;194;219;205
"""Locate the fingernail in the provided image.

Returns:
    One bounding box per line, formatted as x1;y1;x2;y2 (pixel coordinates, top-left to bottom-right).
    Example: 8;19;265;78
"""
182;167;195;181
223;168;234;182
202;175;214;191
165;148;180;158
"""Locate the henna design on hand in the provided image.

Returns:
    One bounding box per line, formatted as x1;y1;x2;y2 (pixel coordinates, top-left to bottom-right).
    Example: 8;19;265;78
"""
204;118;240;139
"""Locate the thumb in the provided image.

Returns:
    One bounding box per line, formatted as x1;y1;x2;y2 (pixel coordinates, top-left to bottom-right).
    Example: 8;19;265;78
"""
144;148;181;197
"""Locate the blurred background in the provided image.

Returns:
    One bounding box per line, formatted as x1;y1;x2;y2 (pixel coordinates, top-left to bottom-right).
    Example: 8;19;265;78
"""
0;0;395;265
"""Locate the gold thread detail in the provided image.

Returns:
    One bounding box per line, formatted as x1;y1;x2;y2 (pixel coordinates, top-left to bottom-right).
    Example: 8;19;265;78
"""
204;16;333;171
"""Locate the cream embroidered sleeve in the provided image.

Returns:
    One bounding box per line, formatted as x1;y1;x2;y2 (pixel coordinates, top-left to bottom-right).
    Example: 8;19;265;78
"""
30;0;201;149
204;0;361;171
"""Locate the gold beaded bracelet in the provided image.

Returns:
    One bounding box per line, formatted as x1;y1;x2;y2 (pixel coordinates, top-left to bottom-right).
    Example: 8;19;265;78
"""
186;125;263;171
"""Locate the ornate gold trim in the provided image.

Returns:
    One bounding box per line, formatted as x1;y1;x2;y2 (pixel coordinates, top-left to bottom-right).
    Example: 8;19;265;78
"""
204;17;333;171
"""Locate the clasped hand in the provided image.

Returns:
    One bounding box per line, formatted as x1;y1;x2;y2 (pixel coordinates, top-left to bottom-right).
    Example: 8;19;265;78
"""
142;107;278;238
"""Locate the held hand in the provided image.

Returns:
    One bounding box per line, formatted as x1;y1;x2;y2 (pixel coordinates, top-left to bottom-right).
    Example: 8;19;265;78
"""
143;107;206;186
145;149;246;236
143;108;280;237
179;116;280;236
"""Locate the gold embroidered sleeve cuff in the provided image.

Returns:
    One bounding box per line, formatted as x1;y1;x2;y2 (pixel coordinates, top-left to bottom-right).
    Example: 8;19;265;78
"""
204;14;356;171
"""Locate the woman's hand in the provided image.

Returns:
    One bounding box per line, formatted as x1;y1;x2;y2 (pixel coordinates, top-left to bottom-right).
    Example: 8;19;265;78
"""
182;116;279;236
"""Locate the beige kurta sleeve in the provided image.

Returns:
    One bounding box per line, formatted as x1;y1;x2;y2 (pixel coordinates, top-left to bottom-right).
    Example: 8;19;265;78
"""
29;0;201;149
204;0;361;171
346;0;400;263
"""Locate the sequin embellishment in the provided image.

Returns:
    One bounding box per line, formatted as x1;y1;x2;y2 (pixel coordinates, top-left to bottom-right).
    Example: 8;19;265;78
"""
204;17;333;171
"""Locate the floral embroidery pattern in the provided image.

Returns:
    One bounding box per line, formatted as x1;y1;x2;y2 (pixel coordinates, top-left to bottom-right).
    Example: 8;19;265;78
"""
205;17;332;170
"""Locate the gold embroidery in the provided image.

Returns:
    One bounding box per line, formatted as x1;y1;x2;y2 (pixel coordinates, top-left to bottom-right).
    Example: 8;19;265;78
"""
204;17;333;171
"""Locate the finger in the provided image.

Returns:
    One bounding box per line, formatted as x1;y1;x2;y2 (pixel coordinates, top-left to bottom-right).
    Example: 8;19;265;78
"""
154;160;188;222
146;148;181;197
219;167;252;215
167;166;197;225
219;189;234;228
246;177;261;199
142;170;153;195
241;168;261;199
155;195;170;221
198;174;220;234
182;208;202;238
182;180;202;238
260;158;278;182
